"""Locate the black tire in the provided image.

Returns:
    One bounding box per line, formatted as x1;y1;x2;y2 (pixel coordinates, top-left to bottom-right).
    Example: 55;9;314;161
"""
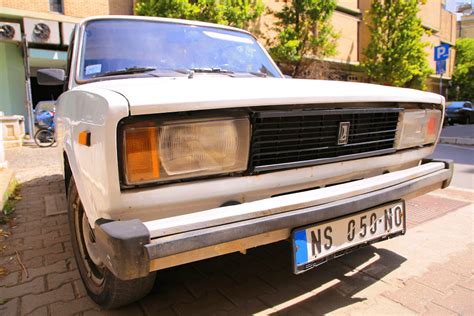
466;117;471;125
34;128;55;147
67;177;156;309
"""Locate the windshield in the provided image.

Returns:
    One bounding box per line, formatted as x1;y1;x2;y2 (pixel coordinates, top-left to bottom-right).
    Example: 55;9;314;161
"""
446;102;466;108
78;19;282;80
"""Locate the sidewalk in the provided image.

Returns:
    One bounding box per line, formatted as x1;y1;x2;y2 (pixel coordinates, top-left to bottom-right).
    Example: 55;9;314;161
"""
0;146;473;315
439;124;474;146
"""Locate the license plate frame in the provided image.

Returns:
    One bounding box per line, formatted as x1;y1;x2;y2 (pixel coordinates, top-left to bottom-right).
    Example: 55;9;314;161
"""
292;200;406;274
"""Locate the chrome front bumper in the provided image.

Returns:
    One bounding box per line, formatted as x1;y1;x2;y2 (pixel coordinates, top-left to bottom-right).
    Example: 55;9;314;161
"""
94;159;453;280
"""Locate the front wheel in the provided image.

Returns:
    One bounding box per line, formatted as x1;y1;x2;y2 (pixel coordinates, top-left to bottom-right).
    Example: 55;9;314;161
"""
67;177;156;308
34;128;55;147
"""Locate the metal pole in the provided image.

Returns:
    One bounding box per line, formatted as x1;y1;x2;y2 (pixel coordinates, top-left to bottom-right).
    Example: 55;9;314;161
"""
439;72;443;97
21;34;35;142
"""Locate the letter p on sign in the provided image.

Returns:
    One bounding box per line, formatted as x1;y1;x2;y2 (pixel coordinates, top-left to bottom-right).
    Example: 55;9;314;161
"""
434;44;450;61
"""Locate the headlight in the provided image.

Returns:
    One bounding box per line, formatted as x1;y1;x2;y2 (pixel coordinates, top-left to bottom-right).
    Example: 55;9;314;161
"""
395;109;442;150
122;116;250;185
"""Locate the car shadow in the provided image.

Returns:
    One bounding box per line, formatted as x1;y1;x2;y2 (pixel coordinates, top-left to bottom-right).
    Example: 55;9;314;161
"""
140;241;407;315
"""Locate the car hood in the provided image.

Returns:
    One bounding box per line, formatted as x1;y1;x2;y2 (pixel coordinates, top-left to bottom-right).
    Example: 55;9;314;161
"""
83;77;444;115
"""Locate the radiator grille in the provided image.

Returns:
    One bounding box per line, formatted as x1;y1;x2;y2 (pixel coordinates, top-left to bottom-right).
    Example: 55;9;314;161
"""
250;108;401;172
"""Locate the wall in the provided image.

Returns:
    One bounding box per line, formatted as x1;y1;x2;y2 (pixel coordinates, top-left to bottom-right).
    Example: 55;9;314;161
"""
0;0;49;13
0;0;133;18
330;11;358;63
459;15;474;38
419;0;441;31
0;42;26;118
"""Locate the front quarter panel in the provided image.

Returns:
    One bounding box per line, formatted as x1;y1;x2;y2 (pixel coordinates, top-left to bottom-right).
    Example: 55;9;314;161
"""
56;86;129;225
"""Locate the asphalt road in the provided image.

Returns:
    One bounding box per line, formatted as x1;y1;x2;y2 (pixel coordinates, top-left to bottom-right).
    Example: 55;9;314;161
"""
431;143;474;190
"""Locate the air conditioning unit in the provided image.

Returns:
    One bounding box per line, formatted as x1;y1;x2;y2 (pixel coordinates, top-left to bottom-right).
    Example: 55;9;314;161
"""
61;22;76;46
23;18;60;45
0;22;21;43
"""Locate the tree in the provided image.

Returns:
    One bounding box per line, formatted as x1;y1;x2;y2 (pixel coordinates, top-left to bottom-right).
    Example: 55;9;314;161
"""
362;0;432;90
449;38;474;101
135;0;264;30
267;0;339;77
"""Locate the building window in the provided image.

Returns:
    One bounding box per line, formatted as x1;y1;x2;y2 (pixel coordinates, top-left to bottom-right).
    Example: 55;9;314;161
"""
49;0;64;14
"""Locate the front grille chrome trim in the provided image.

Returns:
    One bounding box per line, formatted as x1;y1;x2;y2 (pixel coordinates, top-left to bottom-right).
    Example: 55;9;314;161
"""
253;148;396;172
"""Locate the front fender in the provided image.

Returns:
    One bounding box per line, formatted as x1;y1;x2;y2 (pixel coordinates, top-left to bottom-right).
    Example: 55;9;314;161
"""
56;87;129;225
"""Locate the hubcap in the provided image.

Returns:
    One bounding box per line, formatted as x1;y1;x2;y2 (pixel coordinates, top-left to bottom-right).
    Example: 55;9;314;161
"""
73;196;105;287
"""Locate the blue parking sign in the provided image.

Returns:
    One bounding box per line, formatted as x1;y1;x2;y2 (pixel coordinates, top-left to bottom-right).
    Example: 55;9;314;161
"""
434;44;450;61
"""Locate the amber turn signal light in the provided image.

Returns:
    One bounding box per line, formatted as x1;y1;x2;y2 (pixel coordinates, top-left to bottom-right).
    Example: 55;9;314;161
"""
123;127;160;184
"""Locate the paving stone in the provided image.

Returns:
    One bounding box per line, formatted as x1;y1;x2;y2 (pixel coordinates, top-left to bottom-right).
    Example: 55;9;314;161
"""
22;243;63;261
221;298;269;316
44;194;67;216
43;234;71;248
82;303;144;316
382;279;444;313
41;223;69;235
3;276;45;300
49;296;98;316
457;276;474;291
22;255;45;270
431;285;474;315
0;298;19;316
257;284;308;308
21;283;75;314
22;260;68;283
29;306;48;316
293;287;358;315
173;290;234;316
0;270;20;287
47;270;80;290
72;279;88;298
347;296;416;316
218;277;276;306
414;267;462;294
10;227;41;239
421;302;458;316
140;281;195;313
44;249;73;265
24;231;59;246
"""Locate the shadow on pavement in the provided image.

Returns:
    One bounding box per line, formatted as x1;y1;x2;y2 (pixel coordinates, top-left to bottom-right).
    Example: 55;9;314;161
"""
141;241;407;315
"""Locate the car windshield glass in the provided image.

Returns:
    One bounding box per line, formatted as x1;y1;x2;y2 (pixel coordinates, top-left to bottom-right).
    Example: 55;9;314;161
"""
78;19;281;80
446;102;465;108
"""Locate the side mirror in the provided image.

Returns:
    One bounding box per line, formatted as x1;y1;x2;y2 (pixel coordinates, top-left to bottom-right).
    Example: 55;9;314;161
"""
37;68;65;86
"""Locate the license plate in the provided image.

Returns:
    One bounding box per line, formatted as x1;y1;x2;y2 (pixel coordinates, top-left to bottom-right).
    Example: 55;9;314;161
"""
292;201;406;274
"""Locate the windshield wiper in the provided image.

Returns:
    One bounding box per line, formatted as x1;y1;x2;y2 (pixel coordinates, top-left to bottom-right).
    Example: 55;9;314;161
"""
94;66;157;78
190;67;234;74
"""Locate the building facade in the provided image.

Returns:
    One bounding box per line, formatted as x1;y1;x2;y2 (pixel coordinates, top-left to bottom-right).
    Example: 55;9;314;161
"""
458;14;474;38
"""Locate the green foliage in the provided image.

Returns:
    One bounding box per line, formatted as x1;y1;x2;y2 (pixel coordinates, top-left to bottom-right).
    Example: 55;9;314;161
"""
449;38;474;101
268;0;339;77
135;0;264;30
362;0;432;90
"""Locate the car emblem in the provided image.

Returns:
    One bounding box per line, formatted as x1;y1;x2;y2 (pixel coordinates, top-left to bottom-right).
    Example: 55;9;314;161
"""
337;122;350;145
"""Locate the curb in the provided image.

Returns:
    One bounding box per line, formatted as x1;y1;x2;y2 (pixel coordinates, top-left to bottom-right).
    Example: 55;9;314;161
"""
0;168;17;210
439;137;474;146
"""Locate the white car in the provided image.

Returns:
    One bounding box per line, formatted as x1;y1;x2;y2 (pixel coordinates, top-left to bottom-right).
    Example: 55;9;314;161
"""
37;16;453;308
